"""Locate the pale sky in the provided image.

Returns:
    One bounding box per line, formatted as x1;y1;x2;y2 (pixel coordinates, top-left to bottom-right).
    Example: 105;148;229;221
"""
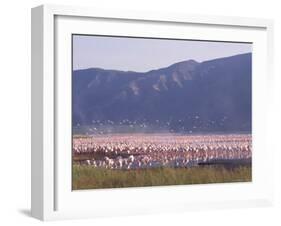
73;35;252;72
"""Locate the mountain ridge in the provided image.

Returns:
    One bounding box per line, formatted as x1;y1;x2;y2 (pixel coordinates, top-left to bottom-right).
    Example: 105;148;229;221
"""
73;53;250;74
73;53;252;133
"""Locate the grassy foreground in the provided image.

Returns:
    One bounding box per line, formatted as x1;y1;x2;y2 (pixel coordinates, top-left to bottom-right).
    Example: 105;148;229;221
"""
72;165;251;190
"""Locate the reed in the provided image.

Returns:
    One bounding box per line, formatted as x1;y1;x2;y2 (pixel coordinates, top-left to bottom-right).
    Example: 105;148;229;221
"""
72;165;251;190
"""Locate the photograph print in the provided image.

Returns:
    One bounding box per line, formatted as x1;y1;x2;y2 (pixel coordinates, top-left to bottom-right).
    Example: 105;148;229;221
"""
72;35;252;190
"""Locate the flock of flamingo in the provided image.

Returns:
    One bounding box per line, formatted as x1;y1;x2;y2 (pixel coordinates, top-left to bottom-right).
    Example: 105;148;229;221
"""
73;133;252;170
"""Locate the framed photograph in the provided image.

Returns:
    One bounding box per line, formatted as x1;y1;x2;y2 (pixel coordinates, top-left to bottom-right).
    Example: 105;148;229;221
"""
31;4;274;221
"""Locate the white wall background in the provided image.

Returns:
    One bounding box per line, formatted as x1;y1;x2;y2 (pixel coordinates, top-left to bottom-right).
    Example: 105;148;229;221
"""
0;0;280;225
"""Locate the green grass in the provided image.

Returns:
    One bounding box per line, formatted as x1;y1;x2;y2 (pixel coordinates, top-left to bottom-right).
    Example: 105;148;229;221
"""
72;165;251;190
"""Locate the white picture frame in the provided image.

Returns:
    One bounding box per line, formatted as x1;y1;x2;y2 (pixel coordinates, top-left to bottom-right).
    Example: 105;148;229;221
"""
31;4;274;221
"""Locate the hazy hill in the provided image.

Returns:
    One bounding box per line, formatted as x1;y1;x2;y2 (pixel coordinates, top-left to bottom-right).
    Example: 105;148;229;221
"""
73;53;252;133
